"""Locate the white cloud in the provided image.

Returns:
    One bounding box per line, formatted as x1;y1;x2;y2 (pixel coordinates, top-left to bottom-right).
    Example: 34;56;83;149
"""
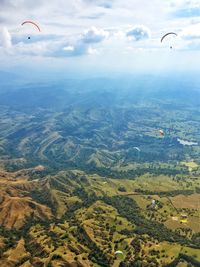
63;41;88;56
0;25;109;58
126;25;151;42
185;40;200;50
88;47;98;54
82;26;109;43
181;23;200;39
13;41;49;56
170;0;200;8
63;45;74;51
0;27;12;48
49;27;110;57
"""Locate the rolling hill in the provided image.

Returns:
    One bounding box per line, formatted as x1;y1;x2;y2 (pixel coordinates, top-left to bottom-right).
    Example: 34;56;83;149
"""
0;75;200;266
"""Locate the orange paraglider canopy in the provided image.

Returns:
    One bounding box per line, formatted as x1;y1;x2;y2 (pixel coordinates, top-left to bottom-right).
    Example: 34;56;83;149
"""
21;21;41;32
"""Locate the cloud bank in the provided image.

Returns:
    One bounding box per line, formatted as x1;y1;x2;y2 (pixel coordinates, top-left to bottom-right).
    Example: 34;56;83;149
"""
1;0;200;62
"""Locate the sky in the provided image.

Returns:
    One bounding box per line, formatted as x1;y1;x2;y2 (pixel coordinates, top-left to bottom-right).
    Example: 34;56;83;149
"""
1;0;200;75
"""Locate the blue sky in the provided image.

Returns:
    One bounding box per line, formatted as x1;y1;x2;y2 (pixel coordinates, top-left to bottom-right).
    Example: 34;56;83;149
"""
1;0;200;74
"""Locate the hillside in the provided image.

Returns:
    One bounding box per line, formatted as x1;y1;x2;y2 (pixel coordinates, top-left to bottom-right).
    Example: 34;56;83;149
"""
0;76;200;266
0;167;199;266
1;76;200;181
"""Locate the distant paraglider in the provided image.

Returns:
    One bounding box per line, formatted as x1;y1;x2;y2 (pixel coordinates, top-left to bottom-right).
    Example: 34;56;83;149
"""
115;251;123;255
161;32;177;49
159;130;164;137
21;21;41;31
21;20;41;40
133;147;141;152
115;251;124;258
161;32;177;43
133;147;141;160
152;199;156;208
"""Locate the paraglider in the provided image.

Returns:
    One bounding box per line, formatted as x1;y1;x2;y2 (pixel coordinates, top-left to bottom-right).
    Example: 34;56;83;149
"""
161;32;177;43
115;251;123;255
21;20;41;40
161;32;177;49
114;250;124;258
133;147;140;160
152;199;156;208
159;130;164;137
133;147;140;152
21;21;41;32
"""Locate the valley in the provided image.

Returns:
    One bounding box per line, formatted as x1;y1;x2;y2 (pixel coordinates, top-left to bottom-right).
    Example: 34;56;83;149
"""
0;76;200;266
